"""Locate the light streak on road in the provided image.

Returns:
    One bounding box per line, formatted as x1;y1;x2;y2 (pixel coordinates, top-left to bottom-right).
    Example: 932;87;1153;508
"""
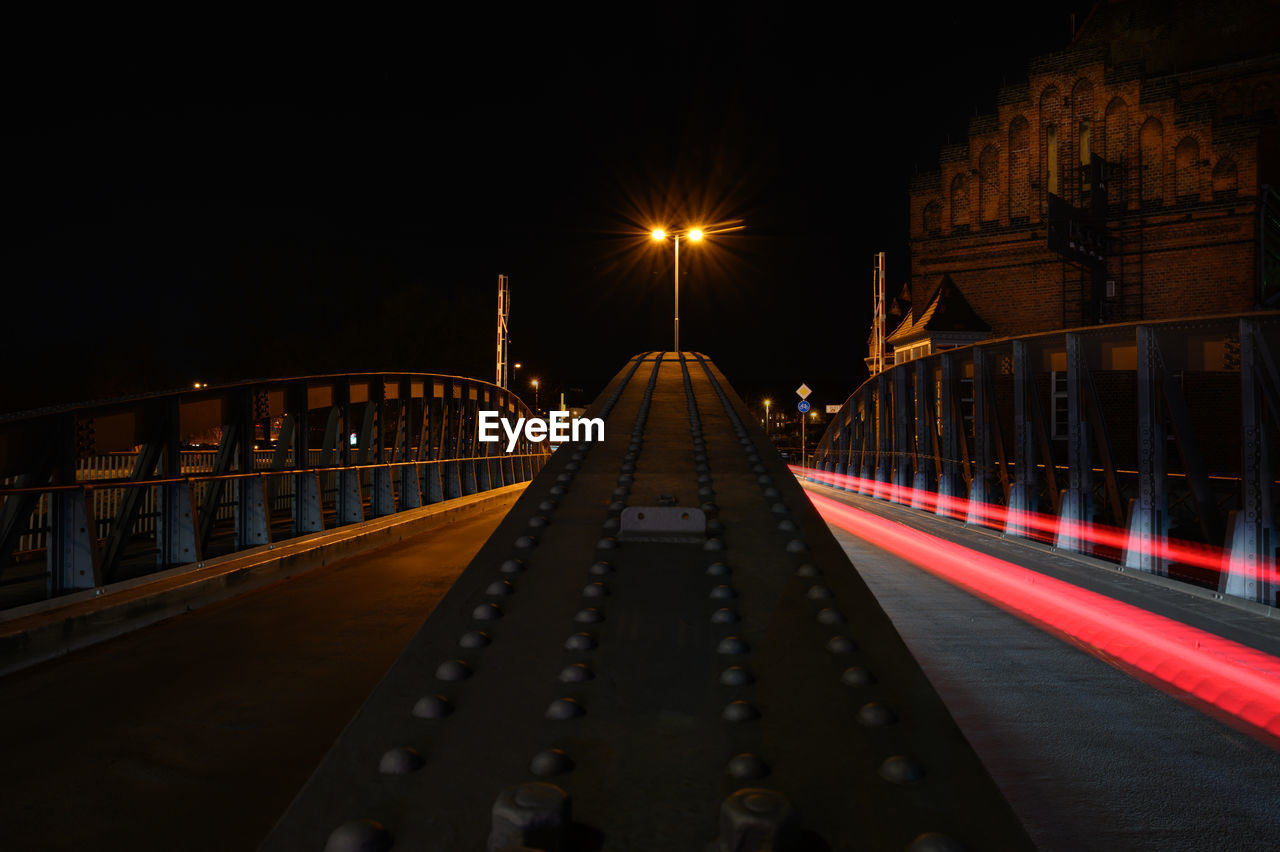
802;486;1280;746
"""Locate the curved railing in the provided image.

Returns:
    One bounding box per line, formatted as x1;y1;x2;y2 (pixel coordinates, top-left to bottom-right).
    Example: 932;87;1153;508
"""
809;312;1280;607
0;372;550;608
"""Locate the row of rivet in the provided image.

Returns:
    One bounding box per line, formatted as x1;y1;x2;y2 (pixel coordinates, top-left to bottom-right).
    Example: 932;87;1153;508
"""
682;357;799;851
322;358;667;849
690;355;961;852
486;354;672;850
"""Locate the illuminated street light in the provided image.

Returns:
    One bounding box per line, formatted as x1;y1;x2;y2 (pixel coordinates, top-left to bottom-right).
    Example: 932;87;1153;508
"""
531;378;540;413
763;398;771;436
650;220;743;354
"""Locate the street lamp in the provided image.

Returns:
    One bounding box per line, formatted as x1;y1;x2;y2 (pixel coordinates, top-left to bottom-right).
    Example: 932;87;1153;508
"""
650;220;743;354
763;398;771;436
531;378;540;413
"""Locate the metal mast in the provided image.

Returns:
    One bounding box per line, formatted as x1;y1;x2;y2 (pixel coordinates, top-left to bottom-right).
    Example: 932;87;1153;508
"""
871;252;887;375
495;275;510;388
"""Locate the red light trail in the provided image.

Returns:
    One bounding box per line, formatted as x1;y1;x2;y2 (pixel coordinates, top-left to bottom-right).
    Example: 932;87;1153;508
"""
799;479;1280;745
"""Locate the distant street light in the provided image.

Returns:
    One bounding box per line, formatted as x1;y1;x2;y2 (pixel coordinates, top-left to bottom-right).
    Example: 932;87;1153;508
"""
531;378;540;413
763;398;771;436
650;220;743;353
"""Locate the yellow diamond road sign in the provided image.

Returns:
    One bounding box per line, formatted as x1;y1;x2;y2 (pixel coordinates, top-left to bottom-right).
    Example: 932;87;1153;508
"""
796;383;811;400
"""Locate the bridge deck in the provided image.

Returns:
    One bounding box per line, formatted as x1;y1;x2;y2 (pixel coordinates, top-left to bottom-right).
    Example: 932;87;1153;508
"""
264;353;1030;851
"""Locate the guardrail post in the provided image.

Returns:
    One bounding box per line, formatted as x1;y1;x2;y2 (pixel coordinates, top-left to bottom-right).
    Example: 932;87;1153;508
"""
912;360;932;509
874;372;891;498
967;347;992;525
937;351;963;519
49;485;100;594
892;365;911;503
462;389;479;496
1057;333;1093;553
476;389;493;493
1007;340;1036;537
157;482;199;568
858;390;873;494
337;380;364;526
1223;318;1278;604
235;475;271;548
1126;325;1168;574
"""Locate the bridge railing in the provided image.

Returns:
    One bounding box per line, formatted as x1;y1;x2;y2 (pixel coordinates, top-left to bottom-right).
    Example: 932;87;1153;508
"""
810;313;1280;607
0;373;550;609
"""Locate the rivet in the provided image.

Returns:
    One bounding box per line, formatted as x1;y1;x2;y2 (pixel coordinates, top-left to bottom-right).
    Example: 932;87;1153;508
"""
841;666;876;687
763;487;780;498
486;580;514;596
473;603;503;621
530;748;575;776
565;461;579;471
706;562;731;576
607;501;626;513
817;608;845;625
558;663;595;683
716;636;750;655
538;500;557;512
528;515;548;528
515;535;537;549
582;582;608;598
378;746;425;775
858;702;897;727
771;503;788;514
784;539;808;553
545;697;585;719
550;485;567;496
324;819;391;852
500;559;525;574
697;474;712;484
826;635;856;654
412;694;453;718
711;608;739;624
757;475;772;485
752;464;766;474
574;607;605;623
719;666;754;686
436;659;472;681
701;501;718;513
726;753;770;780
617;474;633;485
698;486;716;499
612;486;630;497
777;519;797;532
589;561;614;575
488;782;571;851
602;517;620;531
596;537;618;550
796;564;821;577
704;537;725;551
707;519;724;533
806;585;834;599
879;755;924;784
722;700;760;722
564;633;596;650
709;585;736;599
556;472;573;483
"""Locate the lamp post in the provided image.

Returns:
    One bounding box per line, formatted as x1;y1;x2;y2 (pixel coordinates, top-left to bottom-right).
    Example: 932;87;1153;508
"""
531;378;540;414
763;398;771;436
650;220;743;354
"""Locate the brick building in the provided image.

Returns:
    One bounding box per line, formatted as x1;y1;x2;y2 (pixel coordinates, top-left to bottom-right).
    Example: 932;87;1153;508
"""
894;0;1280;362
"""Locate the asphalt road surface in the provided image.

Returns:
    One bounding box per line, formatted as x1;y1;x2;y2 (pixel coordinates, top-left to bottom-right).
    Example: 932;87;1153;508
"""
808;480;1280;852
0;499;516;852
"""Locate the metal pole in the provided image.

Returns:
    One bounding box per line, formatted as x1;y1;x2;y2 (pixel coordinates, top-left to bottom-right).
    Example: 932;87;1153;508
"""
674;234;681;354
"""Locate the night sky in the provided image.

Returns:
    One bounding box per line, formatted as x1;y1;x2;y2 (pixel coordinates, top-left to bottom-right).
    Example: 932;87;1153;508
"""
2;4;1086;416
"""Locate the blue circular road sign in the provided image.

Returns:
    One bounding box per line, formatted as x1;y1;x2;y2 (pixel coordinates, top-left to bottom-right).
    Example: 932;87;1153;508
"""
797;400;811;413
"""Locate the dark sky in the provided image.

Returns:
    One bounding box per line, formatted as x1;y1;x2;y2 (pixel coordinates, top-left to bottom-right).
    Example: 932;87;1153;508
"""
2;4;1087;415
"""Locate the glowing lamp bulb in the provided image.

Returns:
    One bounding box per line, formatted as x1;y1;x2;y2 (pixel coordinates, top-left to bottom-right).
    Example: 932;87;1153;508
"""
688;229;704;241
651;229;666;240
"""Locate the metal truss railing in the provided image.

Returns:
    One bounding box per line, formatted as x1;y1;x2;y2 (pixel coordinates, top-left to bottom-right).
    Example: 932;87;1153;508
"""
811;313;1280;607
0;373;551;609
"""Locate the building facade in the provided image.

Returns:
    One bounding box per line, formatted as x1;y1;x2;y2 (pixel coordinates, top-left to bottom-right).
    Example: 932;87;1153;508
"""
897;0;1280;363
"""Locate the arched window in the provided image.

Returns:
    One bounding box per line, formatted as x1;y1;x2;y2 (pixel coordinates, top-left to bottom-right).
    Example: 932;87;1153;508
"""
923;201;941;235
1104;97;1128;162
1140;117;1164;205
1175;136;1200;200
1008;116;1030;220
1212;157;1238;198
951;174;970;231
979;145;999;224
1046;124;1059;196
